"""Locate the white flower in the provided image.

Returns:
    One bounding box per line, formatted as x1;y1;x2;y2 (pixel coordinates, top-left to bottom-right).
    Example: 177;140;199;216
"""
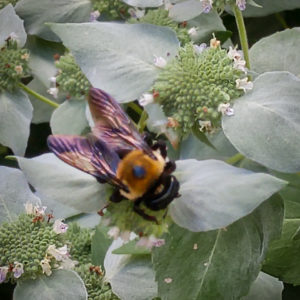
236;0;246;11
194;43;207;54
47;245;68;261
21;53;30;61
136;235;165;249
34;205;47;216
12;262;24;279
107;226;120;240
218;103;234;116
90;10;100;22
59;257;77;270
120;231;131;242
199;120;212;132
153;56;167;68
227;46;243;61
128;7;145;19
24;202;34;215
0;266;8;283
53;219;68;234
188;27;198;38
233;59;247;73
236;77;253;92
14;65;23;75
200;0;213;13
210;37;220;49
164;277;172;283
40;258;52;276
138;93;154;107
47;87;59;99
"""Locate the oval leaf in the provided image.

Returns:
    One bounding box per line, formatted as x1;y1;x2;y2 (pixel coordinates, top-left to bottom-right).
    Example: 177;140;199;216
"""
0;90;33;156
104;240;157;300
16;153;107;214
50;100;89;135
169;0;204;22
153;196;283;300
250;28;300;76
49;22;179;103
0;166;40;224
13;270;88;300
15;0;92;42
170;159;286;231
122;0;163;7
222;71;300;173
0;4;27;47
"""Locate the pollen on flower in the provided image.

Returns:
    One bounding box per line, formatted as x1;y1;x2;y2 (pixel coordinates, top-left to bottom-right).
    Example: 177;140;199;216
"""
218;103;234;116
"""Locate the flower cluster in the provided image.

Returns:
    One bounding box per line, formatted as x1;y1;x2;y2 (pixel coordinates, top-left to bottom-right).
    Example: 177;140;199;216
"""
65;223;92;265
0;38;30;92
0;203;73;283
91;0;129;20
103;200;171;238
128;8;190;45
76;264;119;300
53;53;91;98
201;0;248;13
150;40;252;135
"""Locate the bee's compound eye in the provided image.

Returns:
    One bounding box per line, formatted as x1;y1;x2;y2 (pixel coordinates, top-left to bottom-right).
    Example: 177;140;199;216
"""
132;165;146;179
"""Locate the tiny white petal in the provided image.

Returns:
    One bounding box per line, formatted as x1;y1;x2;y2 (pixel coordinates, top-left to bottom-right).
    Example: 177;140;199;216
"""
200;0;213;13
47;244;69;261
128;7;145;19
236;0;246;11
50;76;56;84
194;43;207;54
193;243;198;250
0;266;9;283
40;258;52;276
138;93;154;107
47;87;59;99
153;56;167;68
218;103;234;116
199;120;212;132
53;219;68;234
236;77;253;92
188;27;198;38
108;226;120;240
164;277;172;283
12;262;24;279
24;202;34;215
34;205;47;216
90;10;100;22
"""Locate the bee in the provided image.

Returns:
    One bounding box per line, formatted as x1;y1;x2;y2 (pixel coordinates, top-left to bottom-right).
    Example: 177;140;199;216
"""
47;88;180;223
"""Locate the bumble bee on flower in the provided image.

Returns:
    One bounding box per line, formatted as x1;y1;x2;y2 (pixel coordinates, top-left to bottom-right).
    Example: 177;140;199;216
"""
47;88;180;224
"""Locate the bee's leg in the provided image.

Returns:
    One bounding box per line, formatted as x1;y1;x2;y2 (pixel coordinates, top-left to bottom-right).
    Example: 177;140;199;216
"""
164;161;176;174
142;132;153;147
109;189;123;203
133;199;158;224
97;204;109;216
152;140;167;159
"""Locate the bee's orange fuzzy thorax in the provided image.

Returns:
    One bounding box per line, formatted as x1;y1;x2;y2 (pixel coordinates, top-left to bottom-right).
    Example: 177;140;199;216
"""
116;149;165;200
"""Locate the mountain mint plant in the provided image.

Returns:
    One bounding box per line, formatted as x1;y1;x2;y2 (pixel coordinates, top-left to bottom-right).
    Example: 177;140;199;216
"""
1;0;300;299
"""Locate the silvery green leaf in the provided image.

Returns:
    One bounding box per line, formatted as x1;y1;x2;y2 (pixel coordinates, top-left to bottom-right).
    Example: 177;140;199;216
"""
0;4;26;47
104;239;157;300
49;22;179;103
242;272;283;300
169;0;204;22
122;0;163;7
171;159;286;231
25;36;64;123
0;90;33;156
250;28;300;76
0;166;40;224
222;72;300;173
153;196;283;300
13;270;88;300
15;0;92;42
50;100;89;135
16;153;107;214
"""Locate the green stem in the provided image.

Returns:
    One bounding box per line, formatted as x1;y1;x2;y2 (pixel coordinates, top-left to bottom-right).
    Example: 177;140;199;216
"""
226;153;244;165
127;102;143;115
233;5;250;69
275;13;289;29
18;82;59;108
137;110;148;133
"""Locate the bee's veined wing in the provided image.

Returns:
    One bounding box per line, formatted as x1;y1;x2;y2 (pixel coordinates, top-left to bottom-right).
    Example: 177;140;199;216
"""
47;134;126;188
88;88;154;157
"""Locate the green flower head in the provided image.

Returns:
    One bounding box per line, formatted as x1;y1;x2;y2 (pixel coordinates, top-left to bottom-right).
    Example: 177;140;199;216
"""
152;39;251;136
0;38;30;93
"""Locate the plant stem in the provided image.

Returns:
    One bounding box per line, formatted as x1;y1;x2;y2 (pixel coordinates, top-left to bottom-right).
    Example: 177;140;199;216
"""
233;5;250;69
275;13;289;29
137;110;148;133
127;102;143;115
18;82;59;108
226;153;244;165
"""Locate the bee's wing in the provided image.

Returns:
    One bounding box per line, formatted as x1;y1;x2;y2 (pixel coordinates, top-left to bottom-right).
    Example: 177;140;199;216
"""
89;88;154;157
47;134;126;188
